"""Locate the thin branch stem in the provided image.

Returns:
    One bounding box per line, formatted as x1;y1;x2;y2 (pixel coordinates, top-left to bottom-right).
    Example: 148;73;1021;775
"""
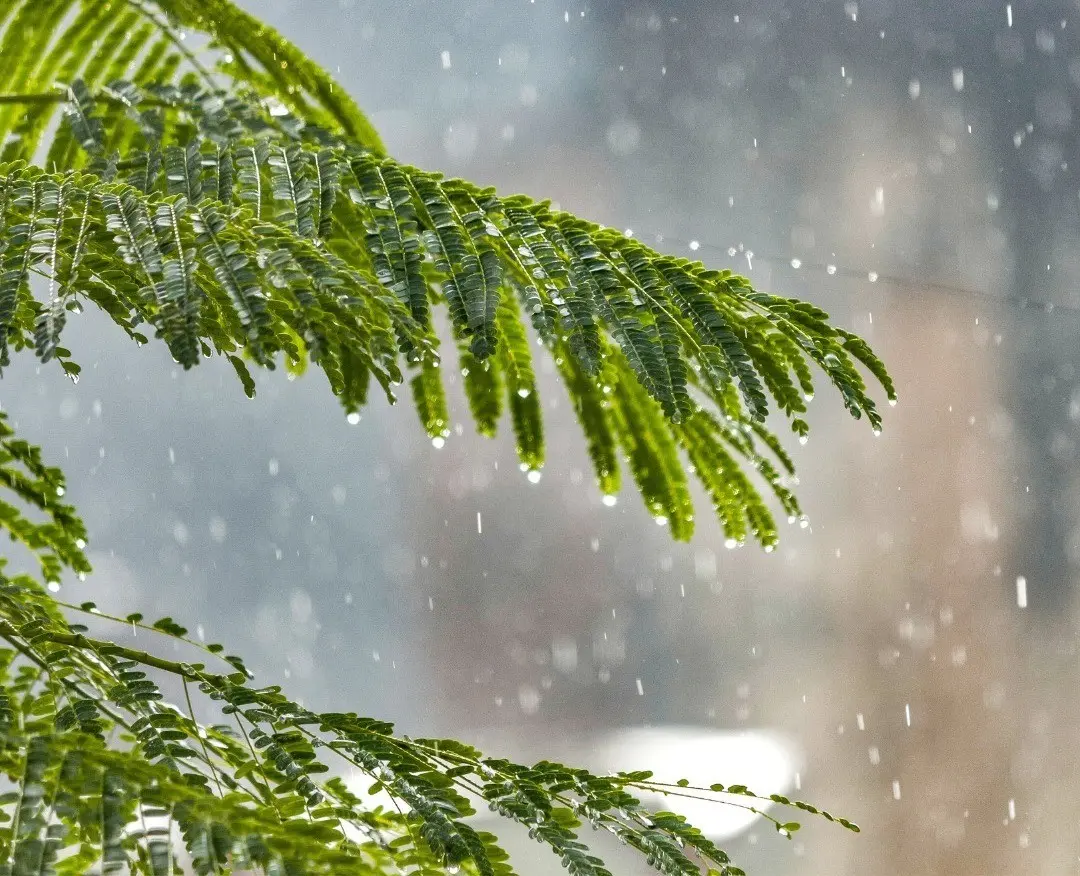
183;677;223;797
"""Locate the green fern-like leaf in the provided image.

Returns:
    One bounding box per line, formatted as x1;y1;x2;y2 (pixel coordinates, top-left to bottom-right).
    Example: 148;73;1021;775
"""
0;2;886;874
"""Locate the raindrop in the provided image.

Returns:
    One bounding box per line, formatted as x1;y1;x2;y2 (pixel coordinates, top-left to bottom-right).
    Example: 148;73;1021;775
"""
527;469;542;484
868;271;879;282
1016;575;1028;608
518;684;540;714
209;516;228;543
431;436;445;449
517;387;531;398
689;240;700;251
654;515;668;527
871;186;885;217
47;581;60;593
724;538;739;549
346;412;361;425
602;494;618;507
790;258;802;269
826;264;837;275
798;435;809;446
55;485;65;497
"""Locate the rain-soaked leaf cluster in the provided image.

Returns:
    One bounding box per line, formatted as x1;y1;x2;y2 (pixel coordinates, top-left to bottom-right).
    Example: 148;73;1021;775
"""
0;0;881;872
0;554;860;876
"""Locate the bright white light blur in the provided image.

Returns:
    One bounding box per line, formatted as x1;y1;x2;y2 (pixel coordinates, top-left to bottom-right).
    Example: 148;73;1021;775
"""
589;727;799;840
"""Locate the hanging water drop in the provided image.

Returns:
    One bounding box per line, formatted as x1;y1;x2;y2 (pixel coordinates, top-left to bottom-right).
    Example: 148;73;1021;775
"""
602;494;618;507
346;412;361;425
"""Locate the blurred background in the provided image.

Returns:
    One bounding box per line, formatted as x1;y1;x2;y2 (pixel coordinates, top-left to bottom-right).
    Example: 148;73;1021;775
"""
14;0;1080;874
